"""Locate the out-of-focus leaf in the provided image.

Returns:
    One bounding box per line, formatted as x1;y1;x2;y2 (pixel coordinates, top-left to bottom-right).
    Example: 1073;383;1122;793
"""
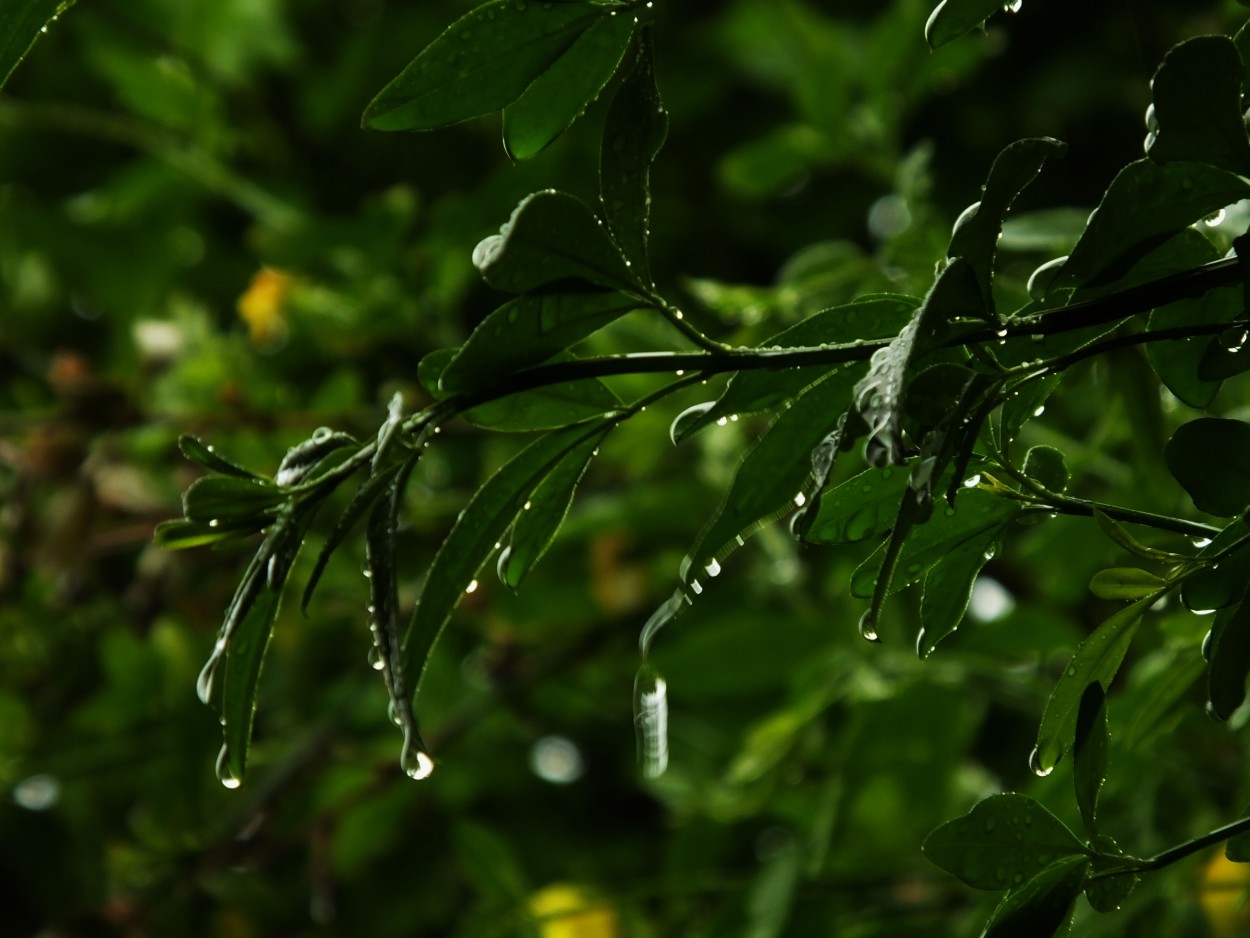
1055;160;1250;289
850;488;1020;598
182;476;284;524
1073;682;1109;838
1089;568;1169;601
982;856;1089;938
1207;596;1250;720
1145;36;1250;176
600;26;667;280
803;465;911;545
1033;594;1159;775
472;190;640;294
179;434;262;480
404;420;614;690
1165;417;1250;517
500;428;607;589
0;0;76;90
1227;804;1250;862
362;0;603;132
924;0;1016;49
922;793;1089;890
744;835;800;938
439;289;642;394
502;10;635;160
679;369;854;588
998;208;1090;254
948;137;1067;318
917;526;998;657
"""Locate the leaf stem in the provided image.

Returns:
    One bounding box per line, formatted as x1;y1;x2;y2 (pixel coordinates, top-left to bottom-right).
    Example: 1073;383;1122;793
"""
1089;814;1250;881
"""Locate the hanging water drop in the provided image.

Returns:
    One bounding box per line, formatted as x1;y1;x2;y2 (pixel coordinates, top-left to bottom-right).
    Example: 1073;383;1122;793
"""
705;558;721;577
465;579;479;594
401;740;435;780
1002;0;1022;11
858;610;881;643
368;644;385;671
215;746;242;789
1028;746;1054;777
633;665;669;779
793;492;807;508
496;545;513;585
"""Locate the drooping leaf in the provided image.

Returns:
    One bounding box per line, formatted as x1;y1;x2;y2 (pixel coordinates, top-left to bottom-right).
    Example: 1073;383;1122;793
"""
922;793;1089;891
948;137;1067;318
362;0;604;132
1165;417;1250;517
1086;838;1139;912
1055;160;1250;289
801;465;912;545
1182;523;1250;613
1023;445;1069;494
154;518;265;550
439;289;642;394
502;8;636;160
0;0;76;90
472;190;640;294
1073;682;1109;839
179;434;263;480
1206;595;1250;721
499;428;608;589
600;26;667;281
182;476;285;525
850;488;1020;598
981;856;1090;938
924;0;1017;50
404;420;615;691
1088;568;1169;601
1033;594;1159;775
679;370;856;588
1092;509;1190;564
917;526;998;657
854;259;979;468
1144;36;1250;176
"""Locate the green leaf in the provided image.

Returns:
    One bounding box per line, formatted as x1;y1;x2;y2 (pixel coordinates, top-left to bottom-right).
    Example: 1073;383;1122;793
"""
982;856;1089;938
1023;445;1069;494
1165;417;1250;517
1073;682;1109;839
1207;596;1250;720
672;294;918;442
600;26;667;281
502;9;635;160
1086;840;1139;912
922;793;1089;891
179;435;262;480
1088;568;1169;601
500;428;607;589
1056;160;1250;289
680;370;856;588
1198;328;1250;381
472;189;640;294
362;0;603;132
850;488;1020;599
1227;805;1250;862
802;465;912;545
404;420;614;692
182;476;285;524
1033;594;1159;775
917;526;998;657
273;429;358;488
744;836;800;938
1145;36;1250;176
948;138;1067;318
1182;524;1250;613
0;0;76;90
924;0;1016;49
154;518;264;550
1092;509;1190;564
439;289;642;394
998;208;1090;254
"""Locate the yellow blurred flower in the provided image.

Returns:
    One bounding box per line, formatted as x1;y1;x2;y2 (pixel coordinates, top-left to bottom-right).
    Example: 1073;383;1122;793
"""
1199;849;1250;937
528;883;619;938
237;267;293;346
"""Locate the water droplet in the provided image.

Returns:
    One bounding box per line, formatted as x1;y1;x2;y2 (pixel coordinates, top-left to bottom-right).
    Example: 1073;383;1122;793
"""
1032;405;1045;417
858;610;880;643
633;665;669;779
793;492;807;508
1028;746;1054;777
690;579;703;595
705;558;721;577
963;474;982;488
368;645;385;671
496;546;513;586
401;742;435;780
1204;208;1227;227
1192;537;1213;549
522;500;532;511
716;416;728;426
1219;327;1247;352
208;519;220;528
465;579;479;594
1002;0;1022;10
669;401;714;444
675;369;685;376
216;746;242;789
1202;629;1214;661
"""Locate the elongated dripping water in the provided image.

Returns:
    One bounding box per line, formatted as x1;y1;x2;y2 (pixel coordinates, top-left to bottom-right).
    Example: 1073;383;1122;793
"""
704;558;721;578
633;665;669;779
368;645;384;670
196;649;222;705
401;737;435;780
215;746;242;789
858;610;880;643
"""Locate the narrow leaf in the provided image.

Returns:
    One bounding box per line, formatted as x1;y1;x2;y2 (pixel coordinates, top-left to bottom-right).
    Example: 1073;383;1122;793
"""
1088;567;1169;601
154;518;264;550
922;793;1089;891
362;0;601;132
924;0;1016;49
1073;682;1109;839
502;10;635;160
918;527;998;657
179;435;262;480
0;0;76;90
472;189;640;294
182;476;284;524
1034;593;1159;774
1093;508;1191;564
1207;596;1250;720
1165;417;1250;517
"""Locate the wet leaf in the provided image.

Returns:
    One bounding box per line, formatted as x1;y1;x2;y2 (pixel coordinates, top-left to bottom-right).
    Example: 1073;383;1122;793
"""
917;526;999;657
179;435;262;480
1073;682;1108;839
363;0;603;132
924;0;1016;49
1023;445;1068;494
948;137;1067;318
982;856;1089;938
500;428;607;589
1089;567;1169;601
1165;417;1250;517
439;289;642;394
502;9;635;160
404;420;615;692
1182;523;1250;613
0;0;76;90
1207;596;1250;720
1092;510;1190;564
802;465;912;545
1145;36;1250;176
1034;594;1158;775
922;793;1089;891
154;518;265;550
600;26;667;281
472;189;639;294
182;476;285;525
